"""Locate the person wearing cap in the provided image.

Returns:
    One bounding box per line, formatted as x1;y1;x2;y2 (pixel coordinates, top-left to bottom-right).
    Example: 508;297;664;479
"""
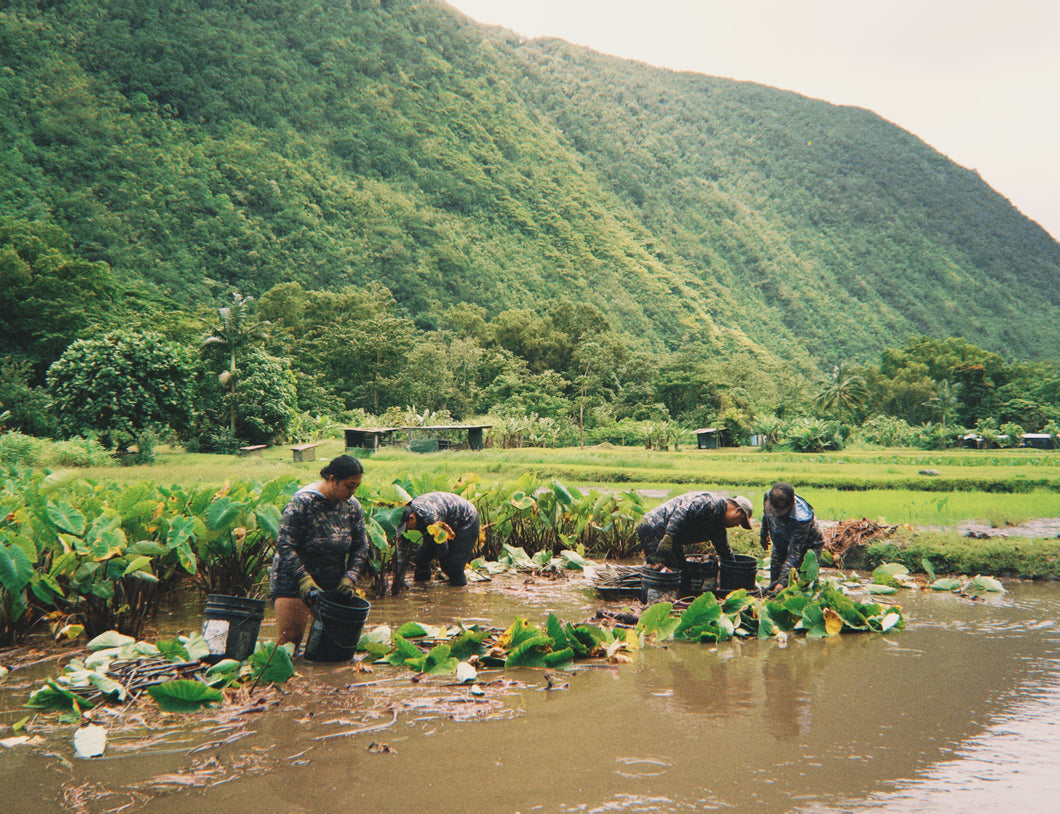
391;491;480;594
759;482;825;592
639;491;754;570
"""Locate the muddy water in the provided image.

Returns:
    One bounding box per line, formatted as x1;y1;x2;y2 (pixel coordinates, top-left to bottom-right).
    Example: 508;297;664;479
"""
2;575;1059;813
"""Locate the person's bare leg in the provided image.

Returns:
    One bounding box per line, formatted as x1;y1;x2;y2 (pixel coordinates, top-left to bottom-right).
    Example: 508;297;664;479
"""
274;597;311;648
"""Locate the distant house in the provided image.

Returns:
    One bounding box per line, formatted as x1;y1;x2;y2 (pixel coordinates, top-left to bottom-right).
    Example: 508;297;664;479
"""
1021;433;1056;450
343;424;491;454
691;427;730;449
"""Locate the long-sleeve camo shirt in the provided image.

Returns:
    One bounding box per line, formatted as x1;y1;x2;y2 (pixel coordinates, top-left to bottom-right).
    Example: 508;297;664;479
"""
408;491;478;533
760;493;824;586
638;491;734;560
269;486;369;597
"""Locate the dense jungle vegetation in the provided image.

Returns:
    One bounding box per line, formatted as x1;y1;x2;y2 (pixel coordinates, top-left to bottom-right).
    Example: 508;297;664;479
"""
2;0;1060;454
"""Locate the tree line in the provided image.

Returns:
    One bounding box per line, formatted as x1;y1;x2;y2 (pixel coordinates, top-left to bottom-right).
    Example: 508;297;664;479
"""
3;221;1059;458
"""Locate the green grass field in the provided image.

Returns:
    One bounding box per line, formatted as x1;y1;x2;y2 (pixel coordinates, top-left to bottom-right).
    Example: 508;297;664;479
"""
74;441;1060;528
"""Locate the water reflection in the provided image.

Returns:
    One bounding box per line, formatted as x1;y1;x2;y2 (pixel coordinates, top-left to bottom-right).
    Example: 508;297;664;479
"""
2;577;1058;813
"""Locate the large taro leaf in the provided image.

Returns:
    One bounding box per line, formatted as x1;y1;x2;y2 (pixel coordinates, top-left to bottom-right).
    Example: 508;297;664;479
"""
800;550;820;586
46;500;86;536
504;633;552;668
801;602;829;638
675;593;721;640
87;631;135;651
26;680;95;711
930;577;964;591
448;626;489;661
166;516;197;574
499;544;534;569
762;599;800;632
543;647;574;669
757;602;780;639
546;614;570;650
823;607;845;637
562;622;592;657
252;503;282;538
818;585;871;631
872;562;908;588
422;644;458;675
205;497;242;531
148;679;224;712
721;589;755;615
246;642;295;684
0;542;33;592
568;623;608;654
969;575;1005;593
358;624;393;655
557;549;592;570
497;618;545;652
386;634;427;669
635;602;680;641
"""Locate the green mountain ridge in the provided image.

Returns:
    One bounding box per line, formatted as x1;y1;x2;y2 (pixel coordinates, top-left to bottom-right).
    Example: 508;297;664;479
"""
2;0;1058;372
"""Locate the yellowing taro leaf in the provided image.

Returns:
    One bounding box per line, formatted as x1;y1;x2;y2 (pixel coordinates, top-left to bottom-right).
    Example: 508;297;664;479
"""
427;522;455;543
823;607;844;637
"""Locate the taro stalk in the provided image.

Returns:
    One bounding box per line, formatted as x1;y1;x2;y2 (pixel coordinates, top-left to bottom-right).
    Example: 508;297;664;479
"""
359;481;413;597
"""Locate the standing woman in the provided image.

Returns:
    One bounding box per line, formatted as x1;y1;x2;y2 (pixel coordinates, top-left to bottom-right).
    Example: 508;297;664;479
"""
269;455;369;648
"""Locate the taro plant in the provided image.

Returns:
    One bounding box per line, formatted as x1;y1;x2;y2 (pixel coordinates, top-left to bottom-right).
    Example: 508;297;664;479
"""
0;534;34;645
162;477;298;598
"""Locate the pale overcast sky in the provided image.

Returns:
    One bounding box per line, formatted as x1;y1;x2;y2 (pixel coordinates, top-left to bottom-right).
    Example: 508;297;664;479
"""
445;0;1060;241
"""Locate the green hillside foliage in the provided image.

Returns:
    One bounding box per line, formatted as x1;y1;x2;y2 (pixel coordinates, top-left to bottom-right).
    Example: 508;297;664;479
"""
2;0;1060;450
507;38;1060;363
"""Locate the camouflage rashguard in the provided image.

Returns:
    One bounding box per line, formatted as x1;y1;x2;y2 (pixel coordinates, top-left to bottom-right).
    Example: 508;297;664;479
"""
760;493;824;588
636;491;735;562
269;486;369;598
399;491;479;587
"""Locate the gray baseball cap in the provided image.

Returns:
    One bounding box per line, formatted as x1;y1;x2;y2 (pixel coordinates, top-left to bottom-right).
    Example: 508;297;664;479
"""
732;495;753;529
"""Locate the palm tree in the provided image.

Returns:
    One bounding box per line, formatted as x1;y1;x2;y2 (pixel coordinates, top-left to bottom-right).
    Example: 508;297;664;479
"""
202;293;266;438
814;363;869;424
925;379;962;431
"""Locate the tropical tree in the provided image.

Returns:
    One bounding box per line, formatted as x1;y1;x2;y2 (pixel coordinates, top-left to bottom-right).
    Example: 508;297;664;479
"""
202;293;266;437
46;330;194;452
814;364;869;424
236;349;298;444
925;379;962;431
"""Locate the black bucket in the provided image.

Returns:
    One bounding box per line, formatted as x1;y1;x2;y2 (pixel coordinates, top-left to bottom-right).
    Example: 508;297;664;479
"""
719;554;760;591
304;592;371;663
640;568;681;604
201;594;266;664
681;556;719;596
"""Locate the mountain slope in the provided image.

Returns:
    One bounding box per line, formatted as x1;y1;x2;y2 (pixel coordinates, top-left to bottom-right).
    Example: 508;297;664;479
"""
503;36;1060;363
1;0;1058;369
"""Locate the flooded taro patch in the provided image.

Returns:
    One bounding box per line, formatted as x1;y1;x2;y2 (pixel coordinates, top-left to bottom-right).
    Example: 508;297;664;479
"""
1;563;1059;813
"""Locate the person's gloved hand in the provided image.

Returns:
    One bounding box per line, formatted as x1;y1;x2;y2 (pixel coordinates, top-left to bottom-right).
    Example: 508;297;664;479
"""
337;575;357;598
646;534;677;568
298;573;321;602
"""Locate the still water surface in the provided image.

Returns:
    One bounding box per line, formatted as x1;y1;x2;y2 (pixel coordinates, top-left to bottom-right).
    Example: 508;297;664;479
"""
2;575;1058;812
